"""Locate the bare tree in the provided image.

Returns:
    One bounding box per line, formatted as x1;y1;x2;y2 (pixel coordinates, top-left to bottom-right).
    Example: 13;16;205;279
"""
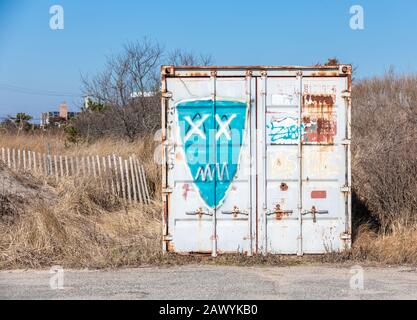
168;49;213;66
77;39;213;141
125;39;164;96
80;38;164;140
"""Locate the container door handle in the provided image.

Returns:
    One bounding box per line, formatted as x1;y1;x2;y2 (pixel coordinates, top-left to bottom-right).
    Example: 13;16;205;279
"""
221;206;249;217
186;208;213;217
266;204;293;217
302;206;329;223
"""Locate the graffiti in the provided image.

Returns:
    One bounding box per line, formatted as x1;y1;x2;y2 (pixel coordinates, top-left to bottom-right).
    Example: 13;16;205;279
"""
177;99;247;208
267;117;302;143
183;113;237;142
215;114;236;141
267;94;337;145
195;163;230;182
184;114;209;142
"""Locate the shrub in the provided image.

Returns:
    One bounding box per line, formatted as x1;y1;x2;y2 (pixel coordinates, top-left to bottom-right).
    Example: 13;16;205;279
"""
352;72;417;231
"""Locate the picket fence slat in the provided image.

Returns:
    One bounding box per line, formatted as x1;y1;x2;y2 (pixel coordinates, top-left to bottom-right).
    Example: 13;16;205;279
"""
135;159;147;204
108;155;115;196
113;155;120;197
129;157;137;203
133;157;143;204
140;162;151;204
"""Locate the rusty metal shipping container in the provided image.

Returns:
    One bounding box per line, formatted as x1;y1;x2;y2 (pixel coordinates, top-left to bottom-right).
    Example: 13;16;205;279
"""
161;65;352;256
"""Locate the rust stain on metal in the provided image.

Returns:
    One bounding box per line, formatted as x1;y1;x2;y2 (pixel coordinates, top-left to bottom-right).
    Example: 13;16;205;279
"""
167;242;175;253
311;71;339;77
176;152;183;161
161;65;174;76
169;65;342;70
232;206;240;218
311;206;317;223
280;183;289;192
302;94;337;144
182;183;192;200
196;207;205;219
305;94;334;105
311;190;327;199
274;204;289;221
342;65;353;92
187;71;210;77
161;64;352;79
164;193;170;236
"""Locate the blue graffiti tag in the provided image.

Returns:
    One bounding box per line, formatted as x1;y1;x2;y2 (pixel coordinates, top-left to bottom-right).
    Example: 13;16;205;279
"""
266;118;304;142
177;99;247;209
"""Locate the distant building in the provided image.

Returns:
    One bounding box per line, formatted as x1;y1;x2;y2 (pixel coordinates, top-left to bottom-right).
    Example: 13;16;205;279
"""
41;103;79;127
130;91;155;99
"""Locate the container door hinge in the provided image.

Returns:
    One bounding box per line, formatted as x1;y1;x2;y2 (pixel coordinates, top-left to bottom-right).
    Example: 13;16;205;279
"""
162;91;173;99
341;139;351;145
342;91;351;99
163;188;173;194
162;66;174;77
340;233;351;241
341;186;351;193
163;235;173;242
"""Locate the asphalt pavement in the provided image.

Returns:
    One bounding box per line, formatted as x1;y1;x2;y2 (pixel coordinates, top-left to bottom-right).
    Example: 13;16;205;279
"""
1;265;417;300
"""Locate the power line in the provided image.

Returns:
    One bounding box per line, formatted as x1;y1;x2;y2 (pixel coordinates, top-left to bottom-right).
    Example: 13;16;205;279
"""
0;83;82;97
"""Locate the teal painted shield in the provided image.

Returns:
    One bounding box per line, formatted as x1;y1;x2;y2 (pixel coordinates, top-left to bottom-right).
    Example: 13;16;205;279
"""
177;99;247;209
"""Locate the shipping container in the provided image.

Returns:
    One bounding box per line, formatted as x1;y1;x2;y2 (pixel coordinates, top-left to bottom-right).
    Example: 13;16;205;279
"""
161;65;352;256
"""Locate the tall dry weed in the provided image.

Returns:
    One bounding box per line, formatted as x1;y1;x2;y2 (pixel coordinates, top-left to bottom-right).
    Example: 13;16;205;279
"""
352;224;417;265
0;165;162;269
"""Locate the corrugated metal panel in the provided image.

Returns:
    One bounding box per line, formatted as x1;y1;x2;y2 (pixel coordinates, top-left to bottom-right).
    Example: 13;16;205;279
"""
161;65;352;255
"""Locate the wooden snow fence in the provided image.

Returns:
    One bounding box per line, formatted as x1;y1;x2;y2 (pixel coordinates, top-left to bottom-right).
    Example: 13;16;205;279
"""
0;147;151;204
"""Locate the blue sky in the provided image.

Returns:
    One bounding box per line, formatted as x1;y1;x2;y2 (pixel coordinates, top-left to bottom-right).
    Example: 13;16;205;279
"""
0;0;416;120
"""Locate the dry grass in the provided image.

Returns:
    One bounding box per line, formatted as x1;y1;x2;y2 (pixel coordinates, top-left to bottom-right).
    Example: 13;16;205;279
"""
317;225;417;266
0;130;67;155
0;133;163;269
0;141;161;269
156;253;305;267
0;130;155;159
351;225;417;265
0;174;163;269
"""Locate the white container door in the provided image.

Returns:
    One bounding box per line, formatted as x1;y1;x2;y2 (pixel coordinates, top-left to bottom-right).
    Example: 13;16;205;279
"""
258;75;302;254
300;77;350;254
259;74;350;254
166;76;255;254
